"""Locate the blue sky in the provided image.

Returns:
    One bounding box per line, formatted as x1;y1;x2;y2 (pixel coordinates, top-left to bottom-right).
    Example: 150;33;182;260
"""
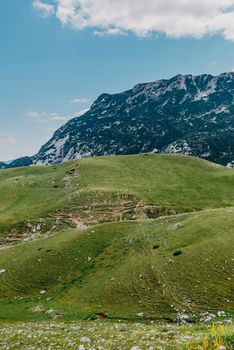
1;0;234;160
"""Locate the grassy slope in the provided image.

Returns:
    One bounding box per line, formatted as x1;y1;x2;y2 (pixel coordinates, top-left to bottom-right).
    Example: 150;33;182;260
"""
0;154;233;321
78;154;234;210
0;162;79;227
0;208;233;320
0;154;234;229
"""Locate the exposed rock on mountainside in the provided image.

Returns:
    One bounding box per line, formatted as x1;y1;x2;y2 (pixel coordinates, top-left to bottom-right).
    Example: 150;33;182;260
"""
3;72;234;167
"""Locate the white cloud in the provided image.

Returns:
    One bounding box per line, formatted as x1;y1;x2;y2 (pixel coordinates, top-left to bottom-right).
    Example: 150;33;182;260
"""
27;111;67;122
33;0;234;40
232;67;234;72
76;108;90;116
33;0;55;17
69;97;90;104
49;115;70;121
27;110;40;118
27;109;89;122
0;137;17;145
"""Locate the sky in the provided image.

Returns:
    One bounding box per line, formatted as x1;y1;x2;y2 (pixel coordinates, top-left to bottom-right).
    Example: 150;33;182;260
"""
0;0;234;160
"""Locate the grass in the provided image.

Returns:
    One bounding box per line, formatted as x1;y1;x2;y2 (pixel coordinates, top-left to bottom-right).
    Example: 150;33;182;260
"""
0;207;233;321
0;321;233;350
0;153;233;348
0;154;234;243
0;162;78;227
0;154;234;223
77;154;234;210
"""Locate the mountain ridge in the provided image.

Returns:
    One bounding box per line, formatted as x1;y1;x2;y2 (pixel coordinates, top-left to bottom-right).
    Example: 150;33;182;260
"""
2;71;234;168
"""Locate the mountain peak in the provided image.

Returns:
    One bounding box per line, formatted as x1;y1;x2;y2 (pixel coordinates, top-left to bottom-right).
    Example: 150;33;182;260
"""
2;72;234;168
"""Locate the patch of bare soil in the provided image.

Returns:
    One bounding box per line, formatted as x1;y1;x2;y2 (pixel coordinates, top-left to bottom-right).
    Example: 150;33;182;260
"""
71;216;88;229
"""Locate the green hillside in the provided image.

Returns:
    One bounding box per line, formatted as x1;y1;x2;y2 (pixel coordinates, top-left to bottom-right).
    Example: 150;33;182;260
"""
0;208;233;321
78;154;234;209
1;154;234;244
0;154;233;322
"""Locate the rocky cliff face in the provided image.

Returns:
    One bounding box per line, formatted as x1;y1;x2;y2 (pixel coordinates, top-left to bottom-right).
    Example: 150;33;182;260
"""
4;72;234;167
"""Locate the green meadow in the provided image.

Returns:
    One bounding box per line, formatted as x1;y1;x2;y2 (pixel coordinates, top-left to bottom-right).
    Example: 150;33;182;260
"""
0;154;233;349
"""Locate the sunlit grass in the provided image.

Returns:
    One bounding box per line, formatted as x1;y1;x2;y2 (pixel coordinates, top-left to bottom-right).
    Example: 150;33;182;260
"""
0;321;233;350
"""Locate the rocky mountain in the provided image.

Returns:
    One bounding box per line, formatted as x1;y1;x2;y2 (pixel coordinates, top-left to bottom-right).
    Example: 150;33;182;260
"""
3;72;234;168
0;161;6;169
4;156;32;169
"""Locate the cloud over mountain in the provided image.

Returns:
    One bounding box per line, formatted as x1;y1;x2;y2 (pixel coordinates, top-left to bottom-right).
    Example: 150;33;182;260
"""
33;0;234;40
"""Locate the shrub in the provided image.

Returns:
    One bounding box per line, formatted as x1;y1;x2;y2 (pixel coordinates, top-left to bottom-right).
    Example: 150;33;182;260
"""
173;250;182;256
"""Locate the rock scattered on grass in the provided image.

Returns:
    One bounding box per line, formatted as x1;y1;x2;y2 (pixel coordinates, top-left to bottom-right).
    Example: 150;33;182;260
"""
80;337;91;343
